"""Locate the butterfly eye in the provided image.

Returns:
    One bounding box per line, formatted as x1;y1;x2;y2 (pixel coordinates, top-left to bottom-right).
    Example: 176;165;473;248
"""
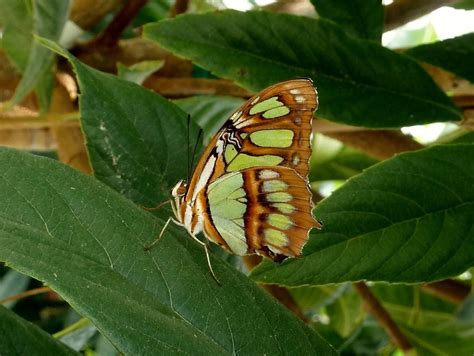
176;183;187;196
171;180;187;197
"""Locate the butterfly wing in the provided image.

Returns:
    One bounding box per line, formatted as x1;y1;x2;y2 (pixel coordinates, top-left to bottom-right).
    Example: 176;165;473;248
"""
185;79;317;199
224;78;317;179
179;79;319;259
204;166;321;261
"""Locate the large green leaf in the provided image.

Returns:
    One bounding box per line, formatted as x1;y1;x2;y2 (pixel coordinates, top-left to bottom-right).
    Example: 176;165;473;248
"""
0;148;336;355
2;0;70;111
37;39;199;207
0;305;78;355
311;0;384;41
251;144;474;286
144;10;461;128
407;33;474;84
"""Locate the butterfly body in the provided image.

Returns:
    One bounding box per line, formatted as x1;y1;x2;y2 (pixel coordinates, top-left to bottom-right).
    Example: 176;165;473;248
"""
171;79;321;262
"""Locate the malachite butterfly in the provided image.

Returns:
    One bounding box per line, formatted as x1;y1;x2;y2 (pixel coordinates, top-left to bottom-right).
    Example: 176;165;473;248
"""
165;78;322;273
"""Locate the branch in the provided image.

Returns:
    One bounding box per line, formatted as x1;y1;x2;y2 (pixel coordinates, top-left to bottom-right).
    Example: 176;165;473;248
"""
71;0;124;30
385;0;458;31
143;77;251;98
422;279;471;304
354;282;412;352
243;256;308;322
89;0;149;48
323;129;423;160
0;287;52;305
170;0;189;17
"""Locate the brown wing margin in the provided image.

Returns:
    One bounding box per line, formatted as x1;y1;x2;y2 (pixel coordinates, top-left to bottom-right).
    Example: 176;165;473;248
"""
242;166;322;262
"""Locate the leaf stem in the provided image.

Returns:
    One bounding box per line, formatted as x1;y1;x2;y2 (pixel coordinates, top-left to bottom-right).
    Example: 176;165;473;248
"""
422;279;471;304
0;286;52;305
170;0;189;17
89;0;149;47
53;318;92;339
385;0;458;31
353;281;412;352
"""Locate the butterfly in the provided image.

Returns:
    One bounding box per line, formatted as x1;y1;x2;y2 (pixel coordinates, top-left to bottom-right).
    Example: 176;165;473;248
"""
148;79;322;280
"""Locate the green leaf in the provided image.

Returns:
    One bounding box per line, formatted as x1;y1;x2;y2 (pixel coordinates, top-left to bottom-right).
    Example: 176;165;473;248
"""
407;33;474;84
0;148;335;354
311;0;384;41
117;60;164;85
335;321;391;355
144;10;461;128
326;287;365;337
372;284;457;328
0;305;78;355
457;293;474;320
251;144;474;286
0;0;34;70
3;0;70;112
401;320;474;355
174;95;244;143
290;284;343;310
310;134;379;182
37;38;197;206
450;0;474;10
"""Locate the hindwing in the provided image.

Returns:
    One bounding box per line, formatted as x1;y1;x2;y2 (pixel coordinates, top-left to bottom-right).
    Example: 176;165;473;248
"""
204;166;321;261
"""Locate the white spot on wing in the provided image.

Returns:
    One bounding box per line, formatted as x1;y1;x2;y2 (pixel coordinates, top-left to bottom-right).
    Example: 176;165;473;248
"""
289;89;300;94
295;95;305;103
292;154;300;166
251;96;259;105
259;169;280;180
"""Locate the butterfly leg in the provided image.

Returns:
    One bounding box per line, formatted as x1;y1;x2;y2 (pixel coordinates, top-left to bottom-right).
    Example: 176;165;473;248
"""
189;233;221;286
144;216;172;251
139;199;171;211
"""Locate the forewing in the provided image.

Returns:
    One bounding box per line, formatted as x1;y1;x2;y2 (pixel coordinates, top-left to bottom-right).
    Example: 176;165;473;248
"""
185;79;318;203
224;78;317;179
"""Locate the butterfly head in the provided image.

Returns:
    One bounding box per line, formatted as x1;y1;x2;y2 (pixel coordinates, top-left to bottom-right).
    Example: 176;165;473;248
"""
171;180;187;222
172;180;187;198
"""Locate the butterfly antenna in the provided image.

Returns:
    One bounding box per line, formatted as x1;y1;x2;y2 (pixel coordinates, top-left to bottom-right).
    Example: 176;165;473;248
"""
186;114;191;187
187;127;203;192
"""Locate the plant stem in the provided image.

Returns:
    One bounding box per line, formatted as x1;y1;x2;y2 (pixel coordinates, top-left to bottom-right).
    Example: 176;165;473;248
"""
90;0;149;47
353;281;412;352
0;286;52;305
422;279;471;304
385;0;458;31
170;0;189;17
